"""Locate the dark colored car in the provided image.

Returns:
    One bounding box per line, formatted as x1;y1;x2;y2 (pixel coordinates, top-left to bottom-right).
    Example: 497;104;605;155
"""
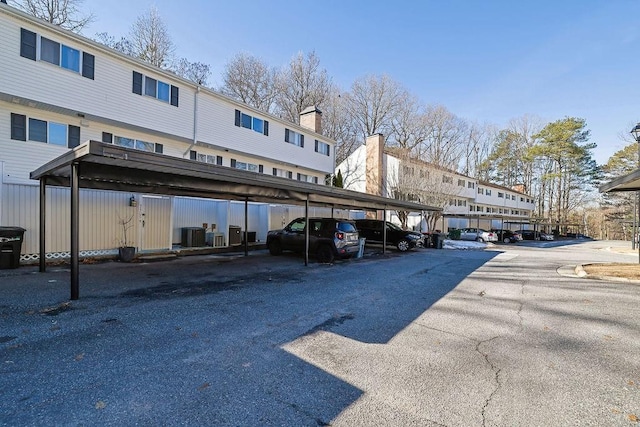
267;217;360;263
354;219;424;251
491;229;522;243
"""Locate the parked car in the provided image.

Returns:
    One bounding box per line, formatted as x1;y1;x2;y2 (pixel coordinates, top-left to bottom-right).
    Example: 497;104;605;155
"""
516;230;554;241
458;228;498;243
354;219;424;251
491;229;522;243
267;217;360;263
539;232;554;241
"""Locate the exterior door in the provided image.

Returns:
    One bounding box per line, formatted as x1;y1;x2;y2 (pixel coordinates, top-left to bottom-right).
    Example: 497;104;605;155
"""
140;195;172;251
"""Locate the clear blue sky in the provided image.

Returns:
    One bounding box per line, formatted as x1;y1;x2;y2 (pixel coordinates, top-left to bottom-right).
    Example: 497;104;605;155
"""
80;0;640;164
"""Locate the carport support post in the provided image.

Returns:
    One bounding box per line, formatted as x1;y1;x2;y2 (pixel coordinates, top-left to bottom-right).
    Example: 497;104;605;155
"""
244;197;248;257
70;162;80;300
39;178;46;272
382;207;387;255
304;198;309;266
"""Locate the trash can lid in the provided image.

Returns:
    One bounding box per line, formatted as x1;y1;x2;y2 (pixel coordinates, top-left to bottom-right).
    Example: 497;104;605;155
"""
0;227;26;237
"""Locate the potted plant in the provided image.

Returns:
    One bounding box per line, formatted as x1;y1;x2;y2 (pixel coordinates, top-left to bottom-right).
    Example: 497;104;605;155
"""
117;212;136;262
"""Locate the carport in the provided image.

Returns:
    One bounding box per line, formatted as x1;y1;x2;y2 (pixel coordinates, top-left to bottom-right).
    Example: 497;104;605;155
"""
30;140;440;300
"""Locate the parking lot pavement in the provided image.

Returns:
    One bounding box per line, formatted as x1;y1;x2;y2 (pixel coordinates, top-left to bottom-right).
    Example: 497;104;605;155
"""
1;242;639;426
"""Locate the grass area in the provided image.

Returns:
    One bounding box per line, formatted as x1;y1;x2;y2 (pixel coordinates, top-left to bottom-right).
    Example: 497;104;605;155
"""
582;263;640;280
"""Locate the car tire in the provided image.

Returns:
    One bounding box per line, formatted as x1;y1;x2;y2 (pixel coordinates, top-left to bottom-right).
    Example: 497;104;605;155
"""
268;240;282;255
316;245;335;263
503;237;511;244
397;239;410;252
476;237;484;243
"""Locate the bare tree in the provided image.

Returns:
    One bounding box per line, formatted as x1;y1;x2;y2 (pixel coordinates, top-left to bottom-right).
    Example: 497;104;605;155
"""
460;121;496;179
9;0;93;32
220;53;278;113
414;105;467;171
387;94;430;152
321;88;360;164
128;6;174;68
275;51;333;123
94;32;133;56
344;74;407;143
172;58;211;86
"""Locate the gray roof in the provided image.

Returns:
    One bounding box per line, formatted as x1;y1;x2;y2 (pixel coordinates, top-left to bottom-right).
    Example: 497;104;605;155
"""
599;169;640;193
31;141;441;213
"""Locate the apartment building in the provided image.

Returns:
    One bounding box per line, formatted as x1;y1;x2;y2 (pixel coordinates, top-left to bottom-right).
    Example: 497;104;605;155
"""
0;3;336;260
337;134;535;231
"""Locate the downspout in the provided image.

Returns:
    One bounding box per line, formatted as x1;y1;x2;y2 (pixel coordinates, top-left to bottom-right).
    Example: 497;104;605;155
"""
183;85;200;158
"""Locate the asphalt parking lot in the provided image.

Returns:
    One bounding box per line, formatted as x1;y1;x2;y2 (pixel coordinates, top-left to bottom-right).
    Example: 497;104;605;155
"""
1;241;639;426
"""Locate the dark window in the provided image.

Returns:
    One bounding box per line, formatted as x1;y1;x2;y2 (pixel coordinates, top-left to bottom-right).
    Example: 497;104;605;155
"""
145;76;157;97
230;159;236;168
241;113;251;129
82;52;95;79
10;113;26;141
170;85;179;107
288;171;293;179
258;165;263;173
68;125;80;148
154;143;163;154
272;168;277;176
313;177;318;184
102;132;113;143
132;71;143;95
40;37;60;65
20;28;37;60
189;150;197;160
216;155;222;165
28;118;47;142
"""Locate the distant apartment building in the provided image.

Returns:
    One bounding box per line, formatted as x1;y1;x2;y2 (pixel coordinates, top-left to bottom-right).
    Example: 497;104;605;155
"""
0;3;336;260
337;134;535;231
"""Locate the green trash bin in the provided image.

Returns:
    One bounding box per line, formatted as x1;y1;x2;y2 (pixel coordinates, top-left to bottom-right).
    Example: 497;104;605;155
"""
432;233;444;249
0;227;26;269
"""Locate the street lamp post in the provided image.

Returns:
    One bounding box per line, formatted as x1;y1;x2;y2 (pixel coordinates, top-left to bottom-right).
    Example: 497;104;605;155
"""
629;123;640;263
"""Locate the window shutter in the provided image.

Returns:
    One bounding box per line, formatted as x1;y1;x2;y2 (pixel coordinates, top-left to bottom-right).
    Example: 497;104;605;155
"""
20;28;37;60
82;52;95;80
216;155;222;165
234;109;241;127
230;159;236;168
189;150;197;160
154;143;163;154
101;132;112;143
326;145;330;156
288;171;293;179
315;140;318;152
284;128;289;142
132;71;143;95
258;165;263;173
297;173;301;181
170;85;179;107
68;125;80;148
10;113;26;141
263;120;269;136
272;168;277;176
313;177;318;184
300;135;304;148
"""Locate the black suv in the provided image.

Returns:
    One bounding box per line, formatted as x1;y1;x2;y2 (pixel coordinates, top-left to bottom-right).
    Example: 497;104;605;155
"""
267;217;360;263
354;219;424;252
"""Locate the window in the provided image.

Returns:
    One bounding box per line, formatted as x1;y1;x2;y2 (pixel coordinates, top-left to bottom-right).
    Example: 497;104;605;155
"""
478;187;483;194
132;71;179;106
285;129;304;147
315;140;330;156
512;195;516;200
486;189;492;196
297;173;315;183
11;114;79;147
107;134;161;153
231;159;263;173
273;168;292;178
234;109;269;136
520;197;524;202
498;192;504;198
197;153;222;165
458;179;465;187
442;175;453;184
468;182;475;189
22;30;94;78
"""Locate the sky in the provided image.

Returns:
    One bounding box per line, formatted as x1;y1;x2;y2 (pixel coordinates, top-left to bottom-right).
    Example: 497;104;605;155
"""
77;0;640;165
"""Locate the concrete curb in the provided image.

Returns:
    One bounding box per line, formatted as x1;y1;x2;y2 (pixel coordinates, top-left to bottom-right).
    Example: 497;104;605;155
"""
575;263;640;283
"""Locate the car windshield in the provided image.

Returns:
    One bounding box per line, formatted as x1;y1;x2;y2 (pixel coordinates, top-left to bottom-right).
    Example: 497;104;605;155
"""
337;222;357;233
387;222;403;231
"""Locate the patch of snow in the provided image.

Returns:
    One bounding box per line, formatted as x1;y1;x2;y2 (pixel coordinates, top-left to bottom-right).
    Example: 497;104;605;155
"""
443;239;488;250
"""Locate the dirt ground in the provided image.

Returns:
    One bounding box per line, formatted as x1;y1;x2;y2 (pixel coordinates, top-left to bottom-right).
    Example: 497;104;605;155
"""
582;263;640;280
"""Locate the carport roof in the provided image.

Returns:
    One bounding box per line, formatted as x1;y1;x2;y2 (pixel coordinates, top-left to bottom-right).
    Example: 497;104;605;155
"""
30;140;441;212
599;168;640;193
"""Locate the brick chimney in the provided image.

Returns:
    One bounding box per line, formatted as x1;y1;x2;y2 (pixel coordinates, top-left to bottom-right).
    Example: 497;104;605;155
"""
366;134;384;196
299;106;322;134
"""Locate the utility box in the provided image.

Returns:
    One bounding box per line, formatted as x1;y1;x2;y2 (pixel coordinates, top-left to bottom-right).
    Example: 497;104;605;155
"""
181;227;205;247
243;231;256;244
0;227;26;269
229;226;242;246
